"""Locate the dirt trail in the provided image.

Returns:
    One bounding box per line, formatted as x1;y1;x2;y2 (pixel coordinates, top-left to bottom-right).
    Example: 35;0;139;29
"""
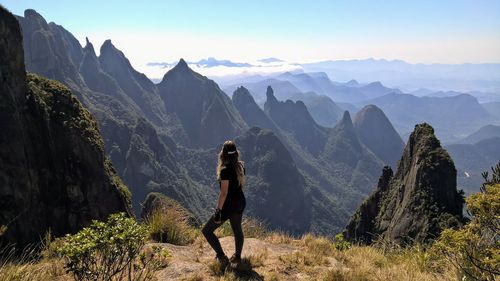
155;236;337;280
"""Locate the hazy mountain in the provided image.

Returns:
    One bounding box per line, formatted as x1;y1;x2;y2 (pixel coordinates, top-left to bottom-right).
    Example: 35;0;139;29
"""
353;105;405;167
482;102;500;120
236;127;313;233
446;137;500;194
345;124;464;244
274;71;400;103
231;86;278;131
264;86;328;156
302;93;343;127
194;57;253;68
157;59;248;148
322;111;384;194
0;6;130;246
359;93;492;142
224;78;302;104
258;57;284;63
302;58;500;93
455;125;500;144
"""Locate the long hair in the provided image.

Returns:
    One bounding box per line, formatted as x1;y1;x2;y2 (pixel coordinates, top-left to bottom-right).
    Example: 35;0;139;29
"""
216;140;245;188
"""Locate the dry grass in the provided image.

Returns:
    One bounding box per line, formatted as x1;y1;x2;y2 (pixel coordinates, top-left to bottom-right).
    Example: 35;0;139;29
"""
0;244;68;281
264;231;293;245
146;206;198;245
323;245;458;281
216;217;267;239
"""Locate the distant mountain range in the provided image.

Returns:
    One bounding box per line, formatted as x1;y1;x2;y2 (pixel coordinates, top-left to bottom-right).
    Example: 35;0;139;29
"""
301;58;500;93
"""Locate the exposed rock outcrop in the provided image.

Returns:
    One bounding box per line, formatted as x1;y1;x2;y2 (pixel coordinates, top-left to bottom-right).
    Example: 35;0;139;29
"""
345;123;464;244
0;6;130;246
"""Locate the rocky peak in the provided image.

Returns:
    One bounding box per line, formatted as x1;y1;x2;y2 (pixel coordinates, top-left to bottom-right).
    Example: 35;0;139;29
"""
232;86;278;131
345;123;464;245
263;87;327;155
157;58;247;148
337;111;355;132
353;105;404;167
322;110;364;167
83;37;97;57
265;86;278;105
23;9;49;29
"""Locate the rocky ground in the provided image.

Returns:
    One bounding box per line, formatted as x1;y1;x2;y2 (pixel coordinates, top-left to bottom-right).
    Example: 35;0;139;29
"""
156;236;337;280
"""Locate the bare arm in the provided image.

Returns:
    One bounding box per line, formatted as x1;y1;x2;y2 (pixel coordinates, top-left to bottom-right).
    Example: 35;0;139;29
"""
216;180;229;210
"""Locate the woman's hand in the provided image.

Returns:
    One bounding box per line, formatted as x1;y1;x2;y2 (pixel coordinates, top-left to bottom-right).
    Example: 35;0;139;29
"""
213;208;222;223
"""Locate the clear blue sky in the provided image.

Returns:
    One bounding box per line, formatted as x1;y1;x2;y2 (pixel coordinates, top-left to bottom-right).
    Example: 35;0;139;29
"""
2;0;500;65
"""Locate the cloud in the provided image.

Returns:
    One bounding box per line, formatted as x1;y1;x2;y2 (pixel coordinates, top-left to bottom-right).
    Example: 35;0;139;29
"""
142;59;302;80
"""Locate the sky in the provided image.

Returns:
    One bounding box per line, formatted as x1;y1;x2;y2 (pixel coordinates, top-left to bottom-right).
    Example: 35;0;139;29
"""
2;0;500;78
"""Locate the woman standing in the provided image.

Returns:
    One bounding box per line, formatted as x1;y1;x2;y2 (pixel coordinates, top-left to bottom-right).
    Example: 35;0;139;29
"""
202;140;246;265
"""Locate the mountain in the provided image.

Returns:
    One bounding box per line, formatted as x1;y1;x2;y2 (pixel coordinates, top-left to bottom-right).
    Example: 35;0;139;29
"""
455;125;500;144
301;58;500;93
345;124;464;244
231;86;278;131
274;71;400;103
446;137;500;194
302;93;343;127
359;93;492;143
264;86;328;156
99;39;168;127
482;102;500;120
353;105;405;167
0;6;130;246
157;59;248;148
224;78;303;104
322;111;384;194
235;128;312;233
194;57;252;68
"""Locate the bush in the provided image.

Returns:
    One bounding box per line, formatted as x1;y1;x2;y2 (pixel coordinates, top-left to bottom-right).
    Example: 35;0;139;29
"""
433;162;500;281
56;213;167;281
145;206;197;245
333;233;351;251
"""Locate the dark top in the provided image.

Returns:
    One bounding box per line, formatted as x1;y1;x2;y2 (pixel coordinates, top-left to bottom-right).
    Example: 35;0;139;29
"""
220;163;246;216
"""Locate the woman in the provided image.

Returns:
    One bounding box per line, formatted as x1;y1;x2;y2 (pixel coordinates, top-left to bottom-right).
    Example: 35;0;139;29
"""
202;140;246;265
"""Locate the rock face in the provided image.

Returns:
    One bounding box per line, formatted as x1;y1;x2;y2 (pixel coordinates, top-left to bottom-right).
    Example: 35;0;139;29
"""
345;123;464;244
157;59;248;148
0;7;130;246
353;105;405;167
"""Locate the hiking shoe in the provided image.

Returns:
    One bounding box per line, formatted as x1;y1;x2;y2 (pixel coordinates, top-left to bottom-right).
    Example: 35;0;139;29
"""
229;254;241;264
216;254;229;266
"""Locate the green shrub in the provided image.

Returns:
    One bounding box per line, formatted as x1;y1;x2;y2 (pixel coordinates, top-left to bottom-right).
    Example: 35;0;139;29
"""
433;162;500;281
56;213;167;281
334;233;351;251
